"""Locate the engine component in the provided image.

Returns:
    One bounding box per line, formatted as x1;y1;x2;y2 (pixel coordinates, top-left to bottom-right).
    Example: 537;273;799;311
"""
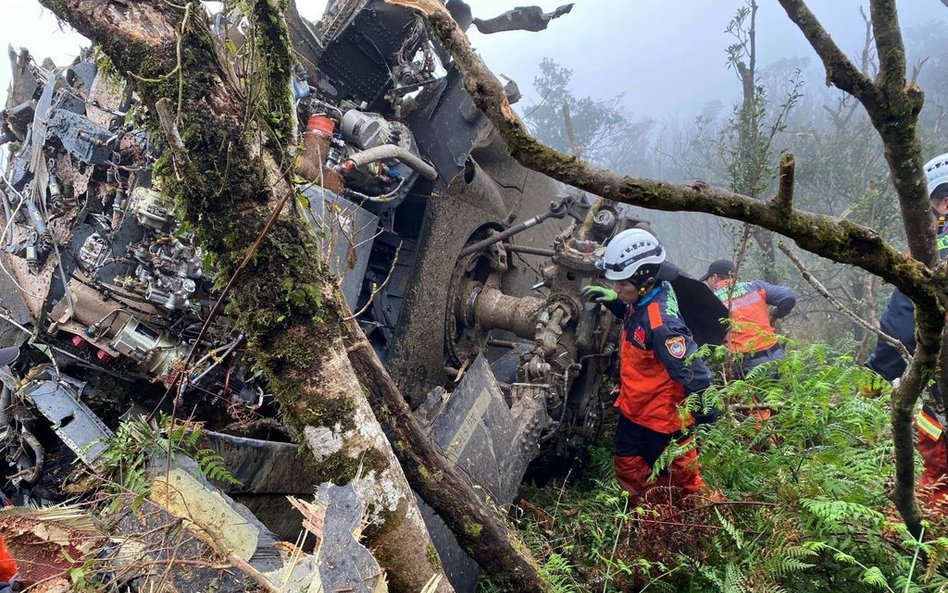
130;186;173;229
77;232;109;270
108;317;183;377
341;143;437;181
45;109;115;165
341;109;390;150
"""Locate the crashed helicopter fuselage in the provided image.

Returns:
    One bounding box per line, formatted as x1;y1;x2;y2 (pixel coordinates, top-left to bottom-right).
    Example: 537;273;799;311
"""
0;1;726;590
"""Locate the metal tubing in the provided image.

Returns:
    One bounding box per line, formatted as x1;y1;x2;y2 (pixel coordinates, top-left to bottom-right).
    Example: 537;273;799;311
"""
505;244;555;257
344;144;438;180
460;215;546;258
460;197;571;257
472;286;544;339
20;428;45;484
0;386;10;431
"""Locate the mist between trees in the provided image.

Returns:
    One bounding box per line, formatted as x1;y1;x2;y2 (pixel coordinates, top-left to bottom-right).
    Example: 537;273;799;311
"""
521;14;947;359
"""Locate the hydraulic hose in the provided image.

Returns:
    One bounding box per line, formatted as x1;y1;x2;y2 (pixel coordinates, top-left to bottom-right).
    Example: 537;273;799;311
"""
342;144;438;181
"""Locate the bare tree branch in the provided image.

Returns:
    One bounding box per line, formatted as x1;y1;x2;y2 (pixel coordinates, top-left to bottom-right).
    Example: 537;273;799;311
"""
778;0;930;271
775;0;877;102
770;152;794;217
870;0;907;90
778;241;910;362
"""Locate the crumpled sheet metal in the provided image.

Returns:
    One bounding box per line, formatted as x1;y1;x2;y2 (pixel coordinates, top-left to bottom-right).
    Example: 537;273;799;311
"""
299;482;389;593
22;375;114;465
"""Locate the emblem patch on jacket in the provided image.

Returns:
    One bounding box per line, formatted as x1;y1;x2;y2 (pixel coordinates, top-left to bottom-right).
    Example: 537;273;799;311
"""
665;335;687;359
632;326;646;347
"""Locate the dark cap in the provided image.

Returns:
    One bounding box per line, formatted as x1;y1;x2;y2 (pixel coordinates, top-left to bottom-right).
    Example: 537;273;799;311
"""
0;346;19;366
699;259;734;281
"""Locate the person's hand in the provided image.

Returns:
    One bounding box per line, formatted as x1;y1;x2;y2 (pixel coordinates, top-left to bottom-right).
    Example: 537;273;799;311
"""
581;285;617;303
858;371;887;398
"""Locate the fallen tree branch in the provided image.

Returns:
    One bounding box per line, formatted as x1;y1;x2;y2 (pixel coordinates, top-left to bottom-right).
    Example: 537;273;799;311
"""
778;241;911;363
344;318;547;593
774;0;877;102
386;0;936;313
40;1;455;590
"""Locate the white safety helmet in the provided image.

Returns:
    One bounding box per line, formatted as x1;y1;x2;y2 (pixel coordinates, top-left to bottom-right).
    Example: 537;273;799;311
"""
598;228;665;281
925;152;948;198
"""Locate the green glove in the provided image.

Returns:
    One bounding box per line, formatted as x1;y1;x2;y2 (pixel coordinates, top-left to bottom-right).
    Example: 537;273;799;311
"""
581;285;617;303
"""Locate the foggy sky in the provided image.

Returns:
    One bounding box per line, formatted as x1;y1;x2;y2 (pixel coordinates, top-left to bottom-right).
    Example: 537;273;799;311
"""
1;1;944;123
463;0;943;120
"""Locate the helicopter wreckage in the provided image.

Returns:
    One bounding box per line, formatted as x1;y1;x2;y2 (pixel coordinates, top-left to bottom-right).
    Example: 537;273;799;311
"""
0;1;726;590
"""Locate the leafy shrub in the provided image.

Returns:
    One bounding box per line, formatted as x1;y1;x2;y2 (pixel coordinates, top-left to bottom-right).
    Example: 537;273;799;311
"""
94;415;241;511
498;344;948;593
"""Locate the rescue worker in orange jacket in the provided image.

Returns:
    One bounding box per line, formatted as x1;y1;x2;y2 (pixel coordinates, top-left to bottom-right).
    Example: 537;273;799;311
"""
866;152;948;507
582;228;711;500
701;260;796;376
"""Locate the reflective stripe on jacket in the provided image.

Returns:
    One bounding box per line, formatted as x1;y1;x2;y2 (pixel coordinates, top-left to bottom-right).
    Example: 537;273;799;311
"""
713;279;795;354
615;283;711;433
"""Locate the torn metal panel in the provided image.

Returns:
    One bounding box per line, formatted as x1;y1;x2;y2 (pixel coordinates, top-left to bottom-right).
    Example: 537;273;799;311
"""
313;482;388;593
472;4;574;34
201;431;319;494
22;373;113;465
45;109;116;165
423;354;547;504
415;358;548;593
305;186;379;310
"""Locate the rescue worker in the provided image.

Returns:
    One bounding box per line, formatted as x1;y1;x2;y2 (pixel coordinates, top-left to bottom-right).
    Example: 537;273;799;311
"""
700;260;796;376
866;152;948;506
582;228;712;500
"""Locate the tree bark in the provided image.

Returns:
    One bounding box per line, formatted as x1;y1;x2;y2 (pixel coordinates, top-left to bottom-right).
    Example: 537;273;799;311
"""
345;319;547;593
37;1;454;590
390;0;944;536
778;0;933;539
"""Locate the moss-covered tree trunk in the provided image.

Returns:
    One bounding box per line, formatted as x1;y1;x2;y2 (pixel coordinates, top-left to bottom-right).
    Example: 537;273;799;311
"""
37;1;452;590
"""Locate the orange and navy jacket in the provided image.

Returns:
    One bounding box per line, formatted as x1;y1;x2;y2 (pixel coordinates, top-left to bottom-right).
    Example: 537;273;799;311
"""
712;279;796;354
604;282;711;434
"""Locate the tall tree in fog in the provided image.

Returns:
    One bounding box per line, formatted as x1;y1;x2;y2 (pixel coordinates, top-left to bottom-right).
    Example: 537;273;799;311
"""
522;59;653;172
724;0;800;284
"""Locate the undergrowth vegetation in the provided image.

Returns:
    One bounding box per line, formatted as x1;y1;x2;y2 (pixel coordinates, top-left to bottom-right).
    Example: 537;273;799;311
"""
92;415;240;510
486;344;948;592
